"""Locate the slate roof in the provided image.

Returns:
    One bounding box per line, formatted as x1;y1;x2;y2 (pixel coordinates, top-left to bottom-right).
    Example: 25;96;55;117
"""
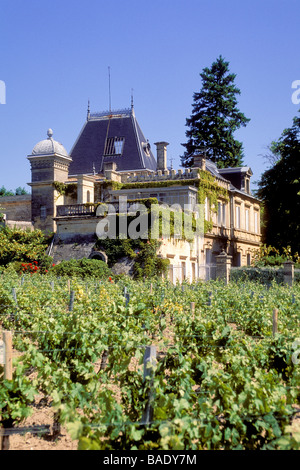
205;159;230;183
68;108;157;176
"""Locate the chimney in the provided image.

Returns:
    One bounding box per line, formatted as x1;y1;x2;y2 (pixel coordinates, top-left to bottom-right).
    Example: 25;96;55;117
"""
192;150;206;171
154;142;169;171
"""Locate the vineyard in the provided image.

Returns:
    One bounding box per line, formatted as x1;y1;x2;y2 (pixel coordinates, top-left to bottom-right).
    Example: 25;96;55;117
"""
0;272;300;450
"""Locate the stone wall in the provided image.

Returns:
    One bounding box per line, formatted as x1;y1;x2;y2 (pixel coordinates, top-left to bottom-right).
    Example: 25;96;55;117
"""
0;195;31;222
51;236;97;264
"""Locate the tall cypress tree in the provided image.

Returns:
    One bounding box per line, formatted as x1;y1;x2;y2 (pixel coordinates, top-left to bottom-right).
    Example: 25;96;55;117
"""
181;55;250;168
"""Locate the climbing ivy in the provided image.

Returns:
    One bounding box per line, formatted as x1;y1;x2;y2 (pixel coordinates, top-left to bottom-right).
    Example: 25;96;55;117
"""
197;170;229;233
101;178;200;192
53;182;77;199
101;170;229;235
197;169;229;207
96;237;170;279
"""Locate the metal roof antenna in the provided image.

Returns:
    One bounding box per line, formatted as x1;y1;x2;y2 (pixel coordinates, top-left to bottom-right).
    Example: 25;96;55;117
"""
87;99;90;121
108;66;112;113
131;88;134;110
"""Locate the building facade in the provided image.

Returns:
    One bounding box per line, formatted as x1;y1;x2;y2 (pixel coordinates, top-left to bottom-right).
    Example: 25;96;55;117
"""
3;104;262;281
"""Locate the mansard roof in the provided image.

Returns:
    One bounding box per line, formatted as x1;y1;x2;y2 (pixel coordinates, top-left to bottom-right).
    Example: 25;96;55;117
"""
68;107;157;176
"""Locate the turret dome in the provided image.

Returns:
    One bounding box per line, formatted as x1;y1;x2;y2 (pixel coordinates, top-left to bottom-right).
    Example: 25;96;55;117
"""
31;129;69;157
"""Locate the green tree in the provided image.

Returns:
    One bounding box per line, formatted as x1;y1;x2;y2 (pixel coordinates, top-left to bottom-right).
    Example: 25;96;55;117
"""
256;111;300;253
0;185;29;196
0;185;14;196
181;55;250;168
15;186;29;195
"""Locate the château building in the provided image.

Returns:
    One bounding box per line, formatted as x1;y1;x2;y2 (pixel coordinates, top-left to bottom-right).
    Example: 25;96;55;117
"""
2;104;261;282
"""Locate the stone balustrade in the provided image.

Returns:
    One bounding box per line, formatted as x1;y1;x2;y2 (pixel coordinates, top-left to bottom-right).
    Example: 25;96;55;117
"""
121;167;200;184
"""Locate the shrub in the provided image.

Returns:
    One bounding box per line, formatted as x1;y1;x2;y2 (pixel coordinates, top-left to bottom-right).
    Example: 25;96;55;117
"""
2;254;54;275
231;266;300;285
50;258;112;279
97;238;169;279
132;240;170;279
231;266;283;285
0;226;52;267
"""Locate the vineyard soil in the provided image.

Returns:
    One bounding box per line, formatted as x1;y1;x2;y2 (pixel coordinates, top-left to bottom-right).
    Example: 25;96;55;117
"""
9;404;78;450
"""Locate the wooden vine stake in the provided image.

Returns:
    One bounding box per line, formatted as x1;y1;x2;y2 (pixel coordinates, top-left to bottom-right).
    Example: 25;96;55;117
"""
273;308;278;336
124;287;130;306
3;331;12;380
141;345;157;425
68;290;75;312
1;331;13;450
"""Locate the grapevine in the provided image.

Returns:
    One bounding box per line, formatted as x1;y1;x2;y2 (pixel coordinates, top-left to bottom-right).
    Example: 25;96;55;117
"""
0;273;300;449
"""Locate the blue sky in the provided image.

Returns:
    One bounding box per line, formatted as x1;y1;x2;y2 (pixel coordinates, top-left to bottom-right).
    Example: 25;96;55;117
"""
0;0;299;192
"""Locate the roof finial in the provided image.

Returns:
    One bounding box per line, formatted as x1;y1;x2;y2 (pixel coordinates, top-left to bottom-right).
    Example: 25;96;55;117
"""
87;99;90;121
131;88;134;110
47;128;53;139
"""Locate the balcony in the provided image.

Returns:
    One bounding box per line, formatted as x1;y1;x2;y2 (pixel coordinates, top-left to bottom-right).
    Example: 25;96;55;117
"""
55;200;164;218
56;204;97;217
232;228;261;244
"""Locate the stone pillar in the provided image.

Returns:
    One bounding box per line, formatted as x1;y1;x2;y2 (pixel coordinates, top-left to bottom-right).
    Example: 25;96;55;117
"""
77;176;95;204
192;153;206;171
154;142;169;171
283;260;294;287
216;250;232;285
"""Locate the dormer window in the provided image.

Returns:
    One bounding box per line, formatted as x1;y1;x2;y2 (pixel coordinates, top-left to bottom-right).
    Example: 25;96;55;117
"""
142;141;151;156
104;137;125;156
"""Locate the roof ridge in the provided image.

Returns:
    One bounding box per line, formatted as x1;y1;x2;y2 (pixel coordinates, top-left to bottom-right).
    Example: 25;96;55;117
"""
89;108;132;120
